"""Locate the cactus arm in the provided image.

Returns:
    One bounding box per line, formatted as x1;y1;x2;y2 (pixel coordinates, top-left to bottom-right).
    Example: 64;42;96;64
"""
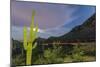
32;42;37;49
31;10;35;25
35;23;38;36
30;10;38;42
30;10;36;42
35;23;38;33
32;23;38;41
23;26;28;50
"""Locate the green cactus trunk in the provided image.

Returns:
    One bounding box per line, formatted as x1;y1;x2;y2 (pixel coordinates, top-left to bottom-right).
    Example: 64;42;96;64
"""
23;10;38;65
26;43;32;65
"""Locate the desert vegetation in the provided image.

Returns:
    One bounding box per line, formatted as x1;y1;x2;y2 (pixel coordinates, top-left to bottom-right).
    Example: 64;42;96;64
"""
11;40;96;66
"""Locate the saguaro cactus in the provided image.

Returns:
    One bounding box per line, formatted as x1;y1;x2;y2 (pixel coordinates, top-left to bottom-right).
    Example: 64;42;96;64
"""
23;10;38;65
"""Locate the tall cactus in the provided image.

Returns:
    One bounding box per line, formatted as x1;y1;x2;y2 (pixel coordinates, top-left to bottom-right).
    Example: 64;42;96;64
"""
23;10;38;65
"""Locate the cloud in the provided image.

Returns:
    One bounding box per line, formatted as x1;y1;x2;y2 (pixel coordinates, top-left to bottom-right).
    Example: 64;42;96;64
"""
27;27;45;33
37;26;72;38
11;26;47;40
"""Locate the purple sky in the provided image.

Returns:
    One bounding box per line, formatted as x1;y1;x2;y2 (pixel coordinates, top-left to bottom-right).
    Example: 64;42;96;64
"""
11;1;96;40
11;1;82;29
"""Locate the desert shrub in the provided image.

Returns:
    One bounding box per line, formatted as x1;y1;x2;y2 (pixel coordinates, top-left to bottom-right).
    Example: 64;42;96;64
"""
71;44;84;62
73;43;96;56
12;54;25;66
43;46;64;64
33;50;63;64
33;55;47;64
61;44;74;56
83;48;96;56
80;44;96;56
34;43;64;64
31;46;42;64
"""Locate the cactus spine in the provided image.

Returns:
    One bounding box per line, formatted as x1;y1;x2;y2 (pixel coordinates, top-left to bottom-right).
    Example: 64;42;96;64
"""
23;10;38;65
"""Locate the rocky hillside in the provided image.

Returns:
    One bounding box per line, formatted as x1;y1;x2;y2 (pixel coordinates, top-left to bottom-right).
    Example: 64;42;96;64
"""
46;14;96;43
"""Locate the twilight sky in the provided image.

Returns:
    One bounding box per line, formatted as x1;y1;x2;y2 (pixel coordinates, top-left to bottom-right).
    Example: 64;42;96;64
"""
11;1;96;40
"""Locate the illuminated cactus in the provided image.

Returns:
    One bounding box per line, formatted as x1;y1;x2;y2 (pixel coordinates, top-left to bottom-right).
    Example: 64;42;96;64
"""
23;10;38;65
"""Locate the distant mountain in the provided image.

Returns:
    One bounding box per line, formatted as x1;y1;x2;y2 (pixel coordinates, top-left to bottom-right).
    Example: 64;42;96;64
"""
46;14;96;42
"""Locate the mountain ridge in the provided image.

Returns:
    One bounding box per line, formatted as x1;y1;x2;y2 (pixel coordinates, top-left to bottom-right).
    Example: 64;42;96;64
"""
44;13;96;43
